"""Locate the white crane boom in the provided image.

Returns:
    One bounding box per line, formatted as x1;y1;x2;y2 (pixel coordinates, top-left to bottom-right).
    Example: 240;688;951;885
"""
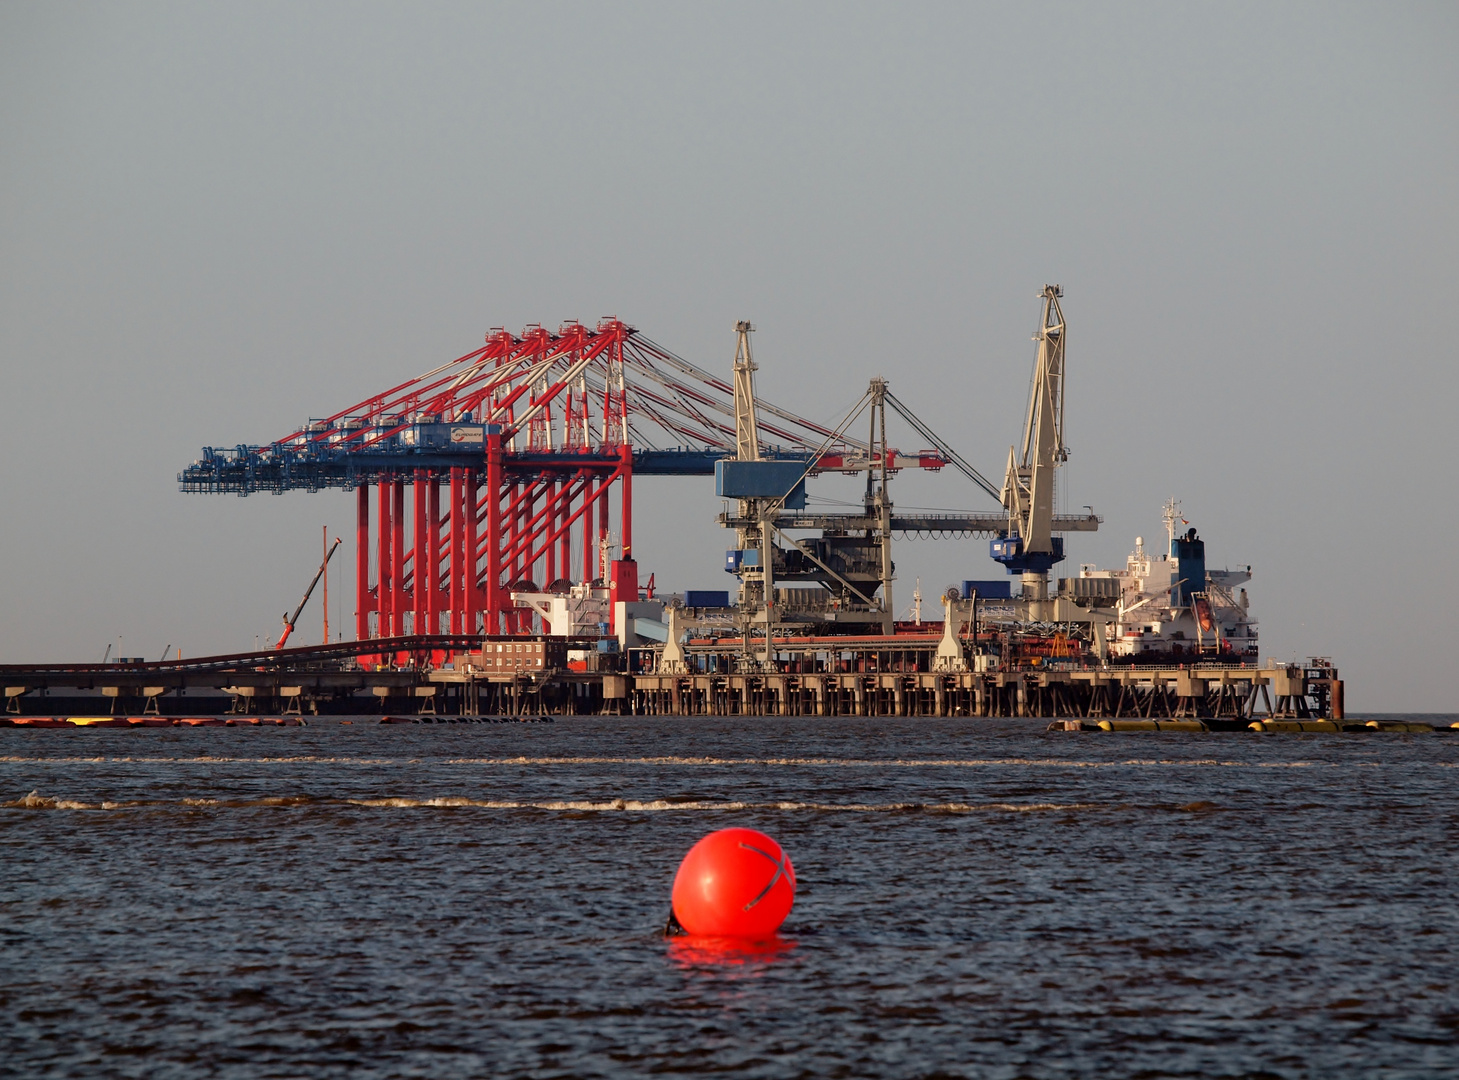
999;285;1070;599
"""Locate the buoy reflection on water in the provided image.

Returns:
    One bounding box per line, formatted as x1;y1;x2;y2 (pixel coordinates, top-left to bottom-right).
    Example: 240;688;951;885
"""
665;933;798;967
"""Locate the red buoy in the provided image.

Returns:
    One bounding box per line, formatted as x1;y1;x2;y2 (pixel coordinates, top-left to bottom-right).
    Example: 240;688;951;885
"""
670;827;795;938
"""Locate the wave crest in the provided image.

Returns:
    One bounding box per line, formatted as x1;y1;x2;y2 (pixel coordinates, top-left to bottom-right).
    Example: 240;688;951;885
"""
4;789;1096;814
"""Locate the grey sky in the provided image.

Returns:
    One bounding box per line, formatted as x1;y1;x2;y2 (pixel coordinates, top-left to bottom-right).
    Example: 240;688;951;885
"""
1;2;1454;709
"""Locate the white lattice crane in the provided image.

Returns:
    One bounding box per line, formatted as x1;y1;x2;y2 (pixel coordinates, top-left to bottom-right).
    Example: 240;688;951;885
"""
995;284;1071;600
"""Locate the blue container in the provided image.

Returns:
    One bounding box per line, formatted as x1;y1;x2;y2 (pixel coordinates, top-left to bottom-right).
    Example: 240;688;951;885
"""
714;460;808;509
962;580;1012;600
684;590;730;608
725;548;760;572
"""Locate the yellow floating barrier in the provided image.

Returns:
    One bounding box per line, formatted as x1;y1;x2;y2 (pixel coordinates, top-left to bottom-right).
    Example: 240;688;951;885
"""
1251;720;1341;733
1366;720;1435;733
65;717;131;727
1097;719;1207;732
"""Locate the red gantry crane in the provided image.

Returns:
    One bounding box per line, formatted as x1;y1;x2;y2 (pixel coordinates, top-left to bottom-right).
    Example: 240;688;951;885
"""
181;319;963;642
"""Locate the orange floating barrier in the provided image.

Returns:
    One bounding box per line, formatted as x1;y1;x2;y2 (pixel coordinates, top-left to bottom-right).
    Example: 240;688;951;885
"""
670;827;796;939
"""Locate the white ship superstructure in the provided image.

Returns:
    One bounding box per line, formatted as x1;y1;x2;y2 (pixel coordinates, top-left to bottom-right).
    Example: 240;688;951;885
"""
1064;500;1258;663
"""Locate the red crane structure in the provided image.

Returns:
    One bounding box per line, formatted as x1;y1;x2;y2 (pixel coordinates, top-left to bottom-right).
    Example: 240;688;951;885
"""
181;319;953;641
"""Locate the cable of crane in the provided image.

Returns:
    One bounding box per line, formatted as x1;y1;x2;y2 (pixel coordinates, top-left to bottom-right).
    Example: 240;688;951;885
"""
632;336;871;451
763;390;876;506
881;390;1002;501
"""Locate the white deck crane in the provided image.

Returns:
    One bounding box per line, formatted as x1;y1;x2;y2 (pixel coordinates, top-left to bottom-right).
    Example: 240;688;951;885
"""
732;320;761;464
728;321;776;664
995;284;1070;602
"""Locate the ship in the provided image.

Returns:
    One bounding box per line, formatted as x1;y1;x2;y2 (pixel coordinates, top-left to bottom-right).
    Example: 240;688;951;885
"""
1059;498;1258;665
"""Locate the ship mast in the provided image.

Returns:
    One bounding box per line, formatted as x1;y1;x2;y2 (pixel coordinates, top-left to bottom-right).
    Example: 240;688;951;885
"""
1162;497;1181;548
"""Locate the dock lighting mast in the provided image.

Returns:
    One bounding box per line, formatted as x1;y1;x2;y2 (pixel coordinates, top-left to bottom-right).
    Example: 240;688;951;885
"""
997;284;1069;601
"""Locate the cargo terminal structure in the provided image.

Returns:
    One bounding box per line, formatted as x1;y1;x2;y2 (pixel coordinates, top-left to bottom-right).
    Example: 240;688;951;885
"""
1;289;1346;723
176;318;965;639
175;294;1104;645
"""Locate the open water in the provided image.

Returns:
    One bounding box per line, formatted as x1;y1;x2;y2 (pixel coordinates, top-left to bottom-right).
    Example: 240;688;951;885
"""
2;717;1457;1079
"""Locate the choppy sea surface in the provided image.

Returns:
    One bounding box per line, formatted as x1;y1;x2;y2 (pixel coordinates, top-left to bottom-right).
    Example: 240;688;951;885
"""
3;716;1457;1079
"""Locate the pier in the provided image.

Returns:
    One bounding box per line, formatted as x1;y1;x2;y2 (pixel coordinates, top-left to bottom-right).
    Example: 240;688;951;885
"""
1;635;1349;725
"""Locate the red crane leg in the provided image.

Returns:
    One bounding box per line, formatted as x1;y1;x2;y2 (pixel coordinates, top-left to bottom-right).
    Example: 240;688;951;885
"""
598;484;611;579
511;485;523;630
490;478;536;569
509;469;623;574
583;487;595;583
377;480;392;639
507;481;519;585
521;478;538;634
356;484;370;640
413;470;427;636
498;471;591;568
449;467;464;634
391;478;405;637
523;483;535;583
486;434;503;634
504;481;518;632
519;483;533;631
427;478;441;636
543;479;557;589
465;468;480;634
558;477;571;584
620;444;633;561
528;479;541;629
510;475;595;586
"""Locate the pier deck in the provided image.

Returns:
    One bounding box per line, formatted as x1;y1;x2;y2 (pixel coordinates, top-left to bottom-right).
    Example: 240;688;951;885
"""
1;636;1345;722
